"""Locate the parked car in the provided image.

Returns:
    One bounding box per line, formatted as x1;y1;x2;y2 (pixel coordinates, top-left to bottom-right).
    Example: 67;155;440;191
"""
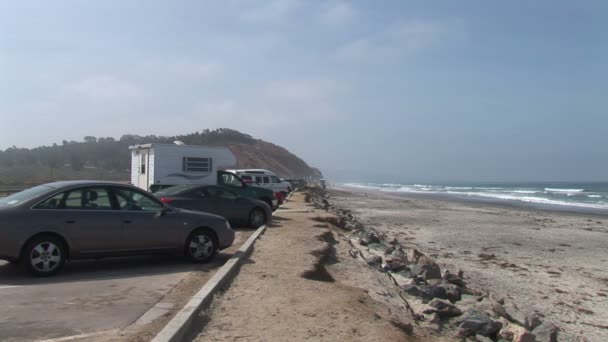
156;185;272;228
226;169;292;195
129;143;278;209
0;181;235;276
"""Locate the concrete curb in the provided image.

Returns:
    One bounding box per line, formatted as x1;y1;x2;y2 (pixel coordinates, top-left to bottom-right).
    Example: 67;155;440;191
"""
151;224;268;342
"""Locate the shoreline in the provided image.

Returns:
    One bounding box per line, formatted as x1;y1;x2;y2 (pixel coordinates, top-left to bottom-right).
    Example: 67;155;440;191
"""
339;184;608;217
329;186;608;341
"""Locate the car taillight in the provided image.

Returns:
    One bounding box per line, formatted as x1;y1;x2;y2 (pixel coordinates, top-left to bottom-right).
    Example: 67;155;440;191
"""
160;197;173;204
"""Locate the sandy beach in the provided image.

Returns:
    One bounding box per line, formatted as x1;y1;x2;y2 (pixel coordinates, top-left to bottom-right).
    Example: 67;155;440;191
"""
331;186;608;341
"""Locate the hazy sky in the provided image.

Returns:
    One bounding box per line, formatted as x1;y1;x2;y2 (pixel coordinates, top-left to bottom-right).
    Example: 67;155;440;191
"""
1;1;607;182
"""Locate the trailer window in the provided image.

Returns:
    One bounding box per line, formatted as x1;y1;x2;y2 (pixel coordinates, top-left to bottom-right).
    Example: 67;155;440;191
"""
183;157;212;172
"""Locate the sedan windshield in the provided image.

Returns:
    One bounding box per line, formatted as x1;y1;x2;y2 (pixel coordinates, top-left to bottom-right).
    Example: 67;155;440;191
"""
0;185;54;207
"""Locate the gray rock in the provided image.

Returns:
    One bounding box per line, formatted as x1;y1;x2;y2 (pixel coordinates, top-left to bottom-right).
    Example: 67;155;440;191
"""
439;283;463;303
382;258;406;271
475;334;494;342
524;313;542;331
401;284;447;300
532;322;558;342
390;247;407;260
424;298;463;318
476;298;508;320
360;231;380;245
393;269;414;279
410;263;442;280
504;303;527;326
358;248;383;266
367;242;387;253
454;308;503;337
498;319;536;342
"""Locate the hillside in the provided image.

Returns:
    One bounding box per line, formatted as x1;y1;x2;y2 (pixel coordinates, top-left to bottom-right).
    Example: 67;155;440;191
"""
0;129;322;186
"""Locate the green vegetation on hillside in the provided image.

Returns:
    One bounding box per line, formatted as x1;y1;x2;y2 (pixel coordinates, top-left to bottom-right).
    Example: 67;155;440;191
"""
0;129;321;186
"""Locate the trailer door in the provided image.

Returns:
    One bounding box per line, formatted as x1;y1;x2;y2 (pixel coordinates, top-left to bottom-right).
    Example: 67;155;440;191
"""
138;150;150;191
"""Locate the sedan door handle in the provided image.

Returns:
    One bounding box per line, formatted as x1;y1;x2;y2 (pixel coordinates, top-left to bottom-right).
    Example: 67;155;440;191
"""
65;220;76;224
123;220;132;224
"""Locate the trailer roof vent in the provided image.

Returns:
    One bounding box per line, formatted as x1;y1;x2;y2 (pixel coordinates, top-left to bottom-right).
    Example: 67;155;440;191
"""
174;140;185;145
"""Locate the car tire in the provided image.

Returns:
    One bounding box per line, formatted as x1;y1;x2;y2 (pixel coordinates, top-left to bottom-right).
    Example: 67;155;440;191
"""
185;230;217;263
248;208;267;228
22;235;66;277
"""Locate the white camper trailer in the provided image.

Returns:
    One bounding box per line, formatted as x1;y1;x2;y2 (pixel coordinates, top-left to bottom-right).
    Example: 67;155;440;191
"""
129;143;237;192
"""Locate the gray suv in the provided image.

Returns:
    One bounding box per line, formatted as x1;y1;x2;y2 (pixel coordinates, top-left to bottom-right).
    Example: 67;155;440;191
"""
0;181;235;276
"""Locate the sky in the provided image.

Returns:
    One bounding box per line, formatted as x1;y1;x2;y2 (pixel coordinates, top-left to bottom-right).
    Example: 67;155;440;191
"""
1;1;607;182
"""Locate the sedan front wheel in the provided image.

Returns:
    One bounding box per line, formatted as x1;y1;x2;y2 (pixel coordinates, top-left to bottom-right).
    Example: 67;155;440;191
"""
23;235;66;277
186;231;217;263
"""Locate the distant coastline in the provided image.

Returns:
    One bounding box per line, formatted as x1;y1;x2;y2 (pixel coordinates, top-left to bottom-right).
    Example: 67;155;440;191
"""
340;182;608;216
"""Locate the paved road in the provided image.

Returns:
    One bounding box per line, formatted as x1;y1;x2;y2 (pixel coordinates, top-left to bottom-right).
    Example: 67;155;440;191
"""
0;229;253;342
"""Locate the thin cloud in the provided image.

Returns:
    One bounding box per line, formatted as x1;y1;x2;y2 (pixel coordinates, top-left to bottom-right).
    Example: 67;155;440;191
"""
320;2;356;26
63;76;142;101
334;18;465;63
240;0;301;23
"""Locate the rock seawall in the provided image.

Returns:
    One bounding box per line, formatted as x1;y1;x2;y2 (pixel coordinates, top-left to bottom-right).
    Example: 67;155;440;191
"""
304;186;563;342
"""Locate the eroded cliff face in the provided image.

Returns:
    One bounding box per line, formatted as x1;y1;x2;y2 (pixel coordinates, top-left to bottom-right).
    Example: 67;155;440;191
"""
229;141;322;179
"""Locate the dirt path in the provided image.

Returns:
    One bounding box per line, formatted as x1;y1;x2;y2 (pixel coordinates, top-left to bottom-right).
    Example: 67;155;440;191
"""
194;193;446;342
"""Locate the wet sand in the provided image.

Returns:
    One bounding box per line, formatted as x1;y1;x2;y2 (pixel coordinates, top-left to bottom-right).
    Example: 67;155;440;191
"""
331;186;608;341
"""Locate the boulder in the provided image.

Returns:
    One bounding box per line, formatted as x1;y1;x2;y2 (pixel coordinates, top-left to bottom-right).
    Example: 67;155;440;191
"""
390;272;415;286
367;243;389;256
407;249;425;263
358;249;383;266
360;231;380;245
390;247;408;261
382;258;406;272
453;308;503;337
504;303;527;327
428;312;441;325
401;284;447;300
498;319;536;342
440;283;463;303
475;335;494;342
423;298;463;318
531;322;558;342
475;298;508;320
410;263;442;281
524;313;542;331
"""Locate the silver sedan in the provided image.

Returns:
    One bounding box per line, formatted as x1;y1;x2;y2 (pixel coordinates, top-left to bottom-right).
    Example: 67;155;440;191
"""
0;181;235;276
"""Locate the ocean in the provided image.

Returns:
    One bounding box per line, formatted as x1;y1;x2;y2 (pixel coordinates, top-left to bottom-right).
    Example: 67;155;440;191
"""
342;182;608;214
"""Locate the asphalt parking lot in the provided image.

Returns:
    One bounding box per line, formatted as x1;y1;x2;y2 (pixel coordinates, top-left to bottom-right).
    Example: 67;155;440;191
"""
0;229;253;342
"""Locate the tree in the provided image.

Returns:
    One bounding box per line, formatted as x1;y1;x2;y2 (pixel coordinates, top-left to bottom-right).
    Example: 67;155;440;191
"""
84;136;97;143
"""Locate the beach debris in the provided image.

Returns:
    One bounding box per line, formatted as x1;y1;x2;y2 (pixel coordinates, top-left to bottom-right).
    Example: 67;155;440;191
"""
423;298;463;318
498;318;536;342
531;321;559;342
453;308;503;337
